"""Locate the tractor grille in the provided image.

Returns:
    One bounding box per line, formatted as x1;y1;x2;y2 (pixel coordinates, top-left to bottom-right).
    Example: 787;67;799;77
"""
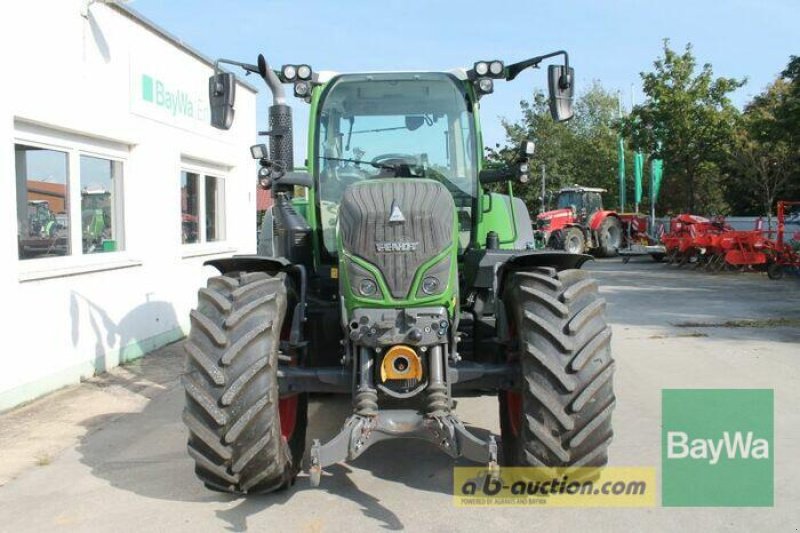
339;180;454;299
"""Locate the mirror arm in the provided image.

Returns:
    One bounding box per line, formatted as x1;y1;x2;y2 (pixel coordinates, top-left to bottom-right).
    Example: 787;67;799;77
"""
506;50;570;82
214;57;286;104
214;58;259;76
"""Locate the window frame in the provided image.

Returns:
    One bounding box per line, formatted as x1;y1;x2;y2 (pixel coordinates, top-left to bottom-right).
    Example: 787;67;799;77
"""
13;123;133;281
179;158;228;253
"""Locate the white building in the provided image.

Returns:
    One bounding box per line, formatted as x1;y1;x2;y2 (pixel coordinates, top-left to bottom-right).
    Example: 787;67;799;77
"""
0;1;258;410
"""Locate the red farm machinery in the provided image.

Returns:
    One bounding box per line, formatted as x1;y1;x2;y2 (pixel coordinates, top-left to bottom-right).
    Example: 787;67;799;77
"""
661;201;800;279
535;186;654;257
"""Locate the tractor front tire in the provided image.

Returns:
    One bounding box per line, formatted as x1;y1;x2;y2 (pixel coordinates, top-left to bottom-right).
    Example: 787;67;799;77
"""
182;271;306;494
563;227;586;255
596;217;623;258
500;268;615;468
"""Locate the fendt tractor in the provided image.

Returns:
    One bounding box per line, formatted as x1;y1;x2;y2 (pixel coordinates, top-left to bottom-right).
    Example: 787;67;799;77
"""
182;50;616;494
536;186;649;257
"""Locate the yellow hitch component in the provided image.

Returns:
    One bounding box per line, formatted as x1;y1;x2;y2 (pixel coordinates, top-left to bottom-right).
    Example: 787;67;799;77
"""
380;345;423;382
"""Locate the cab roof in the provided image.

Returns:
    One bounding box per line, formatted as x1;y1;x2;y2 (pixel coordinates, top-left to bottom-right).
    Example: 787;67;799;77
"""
559;186;607;193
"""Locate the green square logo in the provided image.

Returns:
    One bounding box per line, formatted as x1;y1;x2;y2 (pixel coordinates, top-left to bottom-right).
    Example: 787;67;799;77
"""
141;74;154;102
662;389;773;507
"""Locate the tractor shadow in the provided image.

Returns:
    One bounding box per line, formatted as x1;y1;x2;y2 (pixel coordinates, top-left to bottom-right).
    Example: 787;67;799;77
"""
76;382;494;531
300;395;497;495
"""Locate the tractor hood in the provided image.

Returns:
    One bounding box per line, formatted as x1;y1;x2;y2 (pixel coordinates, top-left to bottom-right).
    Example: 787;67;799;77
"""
536;208;573;228
338;179;457;301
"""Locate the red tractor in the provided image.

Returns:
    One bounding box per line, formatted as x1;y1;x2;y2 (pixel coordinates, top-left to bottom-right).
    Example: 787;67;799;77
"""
535;186;648;257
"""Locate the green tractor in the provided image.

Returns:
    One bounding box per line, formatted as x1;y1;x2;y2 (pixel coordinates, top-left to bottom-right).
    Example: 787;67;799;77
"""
183;51;615;493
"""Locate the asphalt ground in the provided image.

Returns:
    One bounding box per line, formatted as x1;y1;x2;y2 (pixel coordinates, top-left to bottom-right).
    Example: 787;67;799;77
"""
0;258;798;532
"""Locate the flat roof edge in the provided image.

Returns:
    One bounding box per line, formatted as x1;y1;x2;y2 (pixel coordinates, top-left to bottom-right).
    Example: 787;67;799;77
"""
108;3;259;94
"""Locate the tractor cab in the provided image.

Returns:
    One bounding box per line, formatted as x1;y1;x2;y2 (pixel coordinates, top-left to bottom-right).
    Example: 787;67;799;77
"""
554;186;606;221
315;72;478;255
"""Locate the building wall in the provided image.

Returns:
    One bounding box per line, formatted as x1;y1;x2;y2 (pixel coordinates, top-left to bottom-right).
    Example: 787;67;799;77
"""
0;1;259;410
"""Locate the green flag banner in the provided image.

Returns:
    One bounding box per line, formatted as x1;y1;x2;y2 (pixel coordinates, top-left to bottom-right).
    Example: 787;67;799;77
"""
634;152;644;205
617;136;626;210
651;159;664;202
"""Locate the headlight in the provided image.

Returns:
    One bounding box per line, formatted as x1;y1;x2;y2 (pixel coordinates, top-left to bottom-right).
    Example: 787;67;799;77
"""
250;144;268;159
294;81;310;97
421;277;440;295
348;261;382;299
489;60;504;76
477;78;494;94
296;64;312;80
416;255;451;298
281;64;297;81
474;61;489;76
359;279;378;296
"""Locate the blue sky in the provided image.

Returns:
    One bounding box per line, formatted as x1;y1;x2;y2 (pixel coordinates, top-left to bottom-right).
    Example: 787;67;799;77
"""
131;0;799;158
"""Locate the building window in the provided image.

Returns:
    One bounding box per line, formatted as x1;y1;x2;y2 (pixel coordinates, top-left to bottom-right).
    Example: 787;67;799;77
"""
80;155;124;254
15;144;71;259
181;171;200;244
181;170;225;244
15;140;126;261
205;175;224;242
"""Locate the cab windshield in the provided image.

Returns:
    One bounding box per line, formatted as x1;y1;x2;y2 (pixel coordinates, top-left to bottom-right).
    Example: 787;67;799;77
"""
316;72;477;255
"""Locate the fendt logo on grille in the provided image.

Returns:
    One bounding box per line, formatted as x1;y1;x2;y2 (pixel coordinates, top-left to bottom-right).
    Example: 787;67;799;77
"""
376;241;419;252
388;200;406;223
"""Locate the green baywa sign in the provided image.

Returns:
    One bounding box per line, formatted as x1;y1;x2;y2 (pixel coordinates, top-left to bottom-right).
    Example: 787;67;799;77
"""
661;389;773;507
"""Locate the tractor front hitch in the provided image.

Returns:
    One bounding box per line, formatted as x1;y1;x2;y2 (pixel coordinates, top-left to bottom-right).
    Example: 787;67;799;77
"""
308;410;498;486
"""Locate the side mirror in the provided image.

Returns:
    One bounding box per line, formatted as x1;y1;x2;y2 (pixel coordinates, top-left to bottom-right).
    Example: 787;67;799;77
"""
547;65;574;122
208;72;236;130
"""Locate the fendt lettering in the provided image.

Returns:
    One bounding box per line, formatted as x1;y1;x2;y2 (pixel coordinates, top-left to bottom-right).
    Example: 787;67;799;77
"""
376;241;419;253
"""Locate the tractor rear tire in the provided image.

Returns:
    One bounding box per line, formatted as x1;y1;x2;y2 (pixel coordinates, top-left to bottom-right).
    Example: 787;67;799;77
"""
596;217;623;258
499;268;615;468
562;227;586;255
182;271;307;494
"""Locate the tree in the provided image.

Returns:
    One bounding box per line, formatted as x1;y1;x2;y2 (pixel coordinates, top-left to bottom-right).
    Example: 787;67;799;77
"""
621;41;745;214
777;56;800;141
728;61;800;222
488;82;625;213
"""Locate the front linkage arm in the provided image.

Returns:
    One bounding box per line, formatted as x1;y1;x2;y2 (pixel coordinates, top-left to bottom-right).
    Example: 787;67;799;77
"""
309;410;498;486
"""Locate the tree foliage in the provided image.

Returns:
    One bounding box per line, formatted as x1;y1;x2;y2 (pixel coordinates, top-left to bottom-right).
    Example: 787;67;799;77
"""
491;45;799;218
620;40;745;214
487;82;628;213
728;79;796;222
